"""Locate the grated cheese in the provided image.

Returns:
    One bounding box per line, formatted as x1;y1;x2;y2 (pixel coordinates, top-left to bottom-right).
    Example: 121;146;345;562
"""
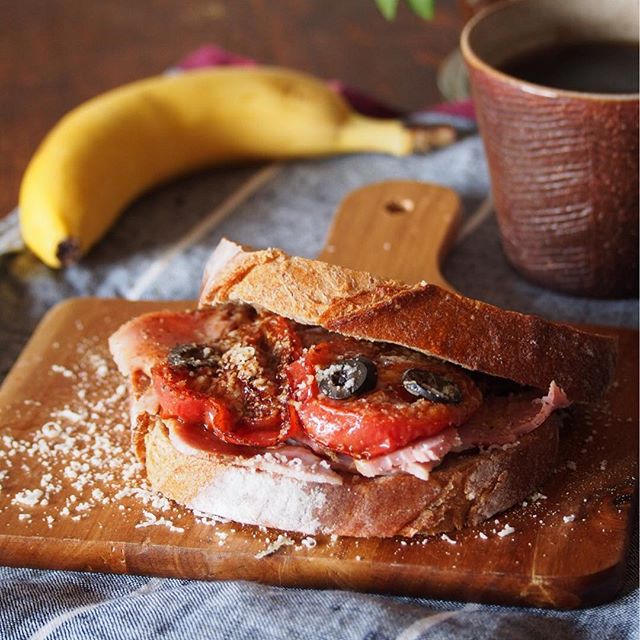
254;534;295;559
12;489;43;507
0;340;196;537
497;524;515;538
300;536;317;549
135;510;184;533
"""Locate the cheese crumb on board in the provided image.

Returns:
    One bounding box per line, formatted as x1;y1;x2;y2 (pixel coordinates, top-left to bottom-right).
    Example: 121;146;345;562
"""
497;524;515;538
135;510;184;533
300;536;317;549
255;534;295;558
51;364;74;378
193;510;230;527
12;489;43;507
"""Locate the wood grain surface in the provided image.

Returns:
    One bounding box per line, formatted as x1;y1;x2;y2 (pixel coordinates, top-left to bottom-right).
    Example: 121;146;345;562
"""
318;180;461;289
0;0;461;218
0;182;636;608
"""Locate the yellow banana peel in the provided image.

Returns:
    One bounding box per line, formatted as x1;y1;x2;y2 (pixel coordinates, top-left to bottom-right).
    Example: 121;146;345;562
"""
19;66;417;268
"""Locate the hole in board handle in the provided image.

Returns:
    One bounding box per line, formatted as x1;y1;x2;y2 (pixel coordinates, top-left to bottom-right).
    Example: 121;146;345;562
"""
385;198;415;214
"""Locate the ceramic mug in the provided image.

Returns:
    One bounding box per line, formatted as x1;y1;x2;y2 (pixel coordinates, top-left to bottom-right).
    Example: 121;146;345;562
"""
461;0;639;298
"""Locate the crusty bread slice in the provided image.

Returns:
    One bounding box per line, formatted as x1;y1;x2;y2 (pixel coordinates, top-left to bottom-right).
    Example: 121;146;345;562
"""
199;239;617;402
144;414;560;538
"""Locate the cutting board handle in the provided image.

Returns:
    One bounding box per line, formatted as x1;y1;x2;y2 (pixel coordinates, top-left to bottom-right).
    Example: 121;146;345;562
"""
318;180;460;290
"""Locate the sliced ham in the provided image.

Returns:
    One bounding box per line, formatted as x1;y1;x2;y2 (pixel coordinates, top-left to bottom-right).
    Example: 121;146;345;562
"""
350;382;569;480
200;237;244;299
130;379;160;431
167;419;343;485
457;381;570;448
353;427;461;480
245;446;343;485
108;305;253;377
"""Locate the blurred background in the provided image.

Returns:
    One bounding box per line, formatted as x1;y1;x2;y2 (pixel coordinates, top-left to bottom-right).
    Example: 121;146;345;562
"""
1;0;469;216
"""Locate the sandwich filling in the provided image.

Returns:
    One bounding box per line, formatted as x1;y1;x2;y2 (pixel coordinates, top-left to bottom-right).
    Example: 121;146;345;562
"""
110;303;571;482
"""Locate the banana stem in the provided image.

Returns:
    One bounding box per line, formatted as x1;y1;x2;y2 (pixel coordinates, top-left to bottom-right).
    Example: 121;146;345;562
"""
56;238;82;266
338;117;458;157
409;125;458;153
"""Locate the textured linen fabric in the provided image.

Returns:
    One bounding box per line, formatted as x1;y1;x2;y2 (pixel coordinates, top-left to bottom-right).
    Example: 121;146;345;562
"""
0;55;637;639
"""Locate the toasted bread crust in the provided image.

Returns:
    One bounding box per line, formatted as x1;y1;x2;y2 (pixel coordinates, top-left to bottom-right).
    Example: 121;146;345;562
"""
143;414;560;538
199;240;616;402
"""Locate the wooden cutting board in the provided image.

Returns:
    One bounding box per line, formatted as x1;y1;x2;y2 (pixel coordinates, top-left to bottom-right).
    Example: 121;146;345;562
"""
0;181;636;609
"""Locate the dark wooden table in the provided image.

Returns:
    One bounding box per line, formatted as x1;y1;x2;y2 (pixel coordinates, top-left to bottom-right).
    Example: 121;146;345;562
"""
0;0;461;218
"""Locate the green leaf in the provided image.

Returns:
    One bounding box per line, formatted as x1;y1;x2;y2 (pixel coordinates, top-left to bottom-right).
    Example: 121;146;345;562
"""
375;0;399;20
406;0;435;19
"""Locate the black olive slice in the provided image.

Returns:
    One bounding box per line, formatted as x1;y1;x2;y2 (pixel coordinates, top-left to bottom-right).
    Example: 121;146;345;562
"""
167;343;218;371
316;356;377;400
402;369;462;404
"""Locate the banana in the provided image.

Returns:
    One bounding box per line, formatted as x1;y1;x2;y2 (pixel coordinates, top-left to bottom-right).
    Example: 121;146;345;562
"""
19;66;422;268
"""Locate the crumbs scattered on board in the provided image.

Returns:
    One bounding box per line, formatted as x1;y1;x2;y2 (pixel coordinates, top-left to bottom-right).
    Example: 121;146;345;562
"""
0;335;188;535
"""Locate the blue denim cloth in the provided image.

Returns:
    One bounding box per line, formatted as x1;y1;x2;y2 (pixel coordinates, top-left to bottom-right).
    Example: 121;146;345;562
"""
1;127;637;639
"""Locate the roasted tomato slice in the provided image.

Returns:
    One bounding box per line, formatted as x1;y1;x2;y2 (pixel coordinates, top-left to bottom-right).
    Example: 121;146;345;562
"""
152;313;302;447
288;337;482;459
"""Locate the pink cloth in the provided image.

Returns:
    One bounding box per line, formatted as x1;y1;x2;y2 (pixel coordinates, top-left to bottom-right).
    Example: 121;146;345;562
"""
178;45;256;70
430;100;475;120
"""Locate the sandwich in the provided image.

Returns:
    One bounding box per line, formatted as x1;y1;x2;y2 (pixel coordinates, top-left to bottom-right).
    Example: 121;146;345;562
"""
109;239;617;538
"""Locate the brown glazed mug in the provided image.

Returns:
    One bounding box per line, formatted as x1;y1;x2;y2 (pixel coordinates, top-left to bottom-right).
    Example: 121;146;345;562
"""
461;0;639;298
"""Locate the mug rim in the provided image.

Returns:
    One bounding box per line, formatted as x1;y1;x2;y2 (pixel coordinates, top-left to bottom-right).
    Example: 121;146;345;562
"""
460;0;640;102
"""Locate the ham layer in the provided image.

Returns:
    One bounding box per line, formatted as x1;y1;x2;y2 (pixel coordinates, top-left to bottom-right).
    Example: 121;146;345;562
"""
354;381;570;479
